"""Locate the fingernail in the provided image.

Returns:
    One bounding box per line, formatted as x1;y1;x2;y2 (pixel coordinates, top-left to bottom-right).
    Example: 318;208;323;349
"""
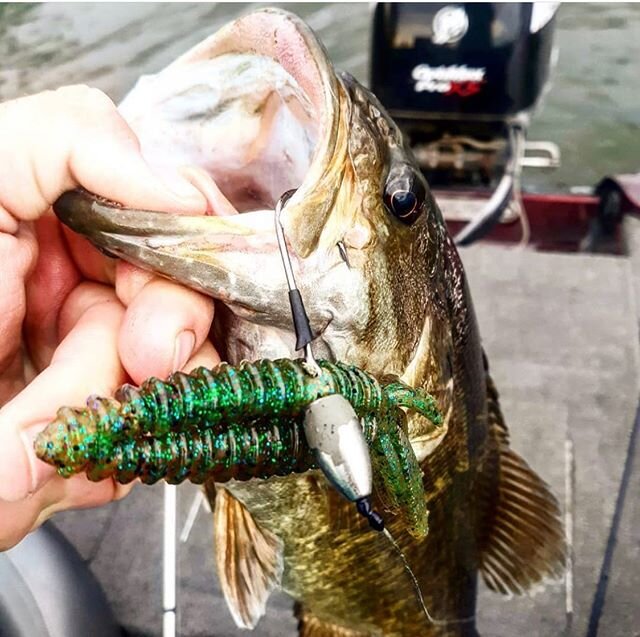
173;330;195;372
163;170;204;202
21;422;55;496
0;421;43;501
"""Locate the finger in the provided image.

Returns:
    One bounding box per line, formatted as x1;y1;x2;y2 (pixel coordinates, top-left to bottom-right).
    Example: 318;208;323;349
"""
183;339;221;372
118;278;214;384
0;225;38;390
0;284;126;502
34;475;134;527
0;475;133;551
0;355;26;408
61;229;117;285
23;216;80;371
0;85;207;225
57;283;121;342
0;202;18;234
0;226;37;367
115;261;158;307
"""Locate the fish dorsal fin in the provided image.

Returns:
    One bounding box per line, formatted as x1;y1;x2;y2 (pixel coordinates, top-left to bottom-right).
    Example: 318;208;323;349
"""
479;375;566;596
213;486;284;628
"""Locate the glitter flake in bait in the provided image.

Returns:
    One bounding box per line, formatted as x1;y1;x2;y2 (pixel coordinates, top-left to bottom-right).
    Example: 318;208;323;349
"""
35;358;442;537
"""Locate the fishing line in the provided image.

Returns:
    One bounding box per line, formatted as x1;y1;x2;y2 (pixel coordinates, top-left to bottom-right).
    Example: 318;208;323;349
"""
381;527;475;627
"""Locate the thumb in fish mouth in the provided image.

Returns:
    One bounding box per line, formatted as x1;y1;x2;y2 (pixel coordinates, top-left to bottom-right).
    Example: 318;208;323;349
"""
165;166;239;217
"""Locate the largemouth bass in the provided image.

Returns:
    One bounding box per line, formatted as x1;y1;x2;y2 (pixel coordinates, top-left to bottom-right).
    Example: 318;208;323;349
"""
51;9;565;636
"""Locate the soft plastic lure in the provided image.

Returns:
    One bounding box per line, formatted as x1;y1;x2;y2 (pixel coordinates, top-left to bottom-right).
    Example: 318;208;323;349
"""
35;358;441;537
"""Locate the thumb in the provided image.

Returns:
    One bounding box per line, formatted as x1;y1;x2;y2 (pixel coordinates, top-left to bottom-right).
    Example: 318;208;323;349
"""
0;85;207;226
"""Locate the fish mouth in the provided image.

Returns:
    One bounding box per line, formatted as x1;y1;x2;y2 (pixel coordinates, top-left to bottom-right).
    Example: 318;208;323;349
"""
54;9;348;337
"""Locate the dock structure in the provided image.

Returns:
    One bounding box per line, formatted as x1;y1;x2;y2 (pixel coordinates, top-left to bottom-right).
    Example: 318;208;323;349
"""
53;221;640;637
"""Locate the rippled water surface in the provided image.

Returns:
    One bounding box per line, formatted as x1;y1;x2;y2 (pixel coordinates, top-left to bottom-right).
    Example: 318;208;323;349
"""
0;2;639;191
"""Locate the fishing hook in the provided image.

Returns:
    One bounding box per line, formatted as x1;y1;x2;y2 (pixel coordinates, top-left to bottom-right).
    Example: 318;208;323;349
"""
274;190;321;377
274;190;384;532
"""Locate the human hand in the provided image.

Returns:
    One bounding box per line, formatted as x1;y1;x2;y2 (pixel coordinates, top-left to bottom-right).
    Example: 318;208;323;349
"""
0;86;220;550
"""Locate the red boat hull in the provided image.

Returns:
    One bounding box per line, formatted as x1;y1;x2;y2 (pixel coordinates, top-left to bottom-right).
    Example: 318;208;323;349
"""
443;192;601;252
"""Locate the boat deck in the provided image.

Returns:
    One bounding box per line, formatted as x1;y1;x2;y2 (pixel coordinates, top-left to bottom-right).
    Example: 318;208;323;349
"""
53;218;640;637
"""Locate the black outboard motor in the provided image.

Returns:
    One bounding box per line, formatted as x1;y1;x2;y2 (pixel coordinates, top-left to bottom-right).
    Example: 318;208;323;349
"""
370;3;560;244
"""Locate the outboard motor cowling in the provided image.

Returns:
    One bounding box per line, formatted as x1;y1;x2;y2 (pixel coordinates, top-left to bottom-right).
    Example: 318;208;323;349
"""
370;3;560;244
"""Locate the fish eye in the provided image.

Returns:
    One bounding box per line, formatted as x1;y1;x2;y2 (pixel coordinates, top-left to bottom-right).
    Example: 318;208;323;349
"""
383;172;426;225
388;190;417;217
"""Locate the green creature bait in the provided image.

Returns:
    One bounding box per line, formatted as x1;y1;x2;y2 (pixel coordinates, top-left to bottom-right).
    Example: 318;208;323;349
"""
34;358;442;537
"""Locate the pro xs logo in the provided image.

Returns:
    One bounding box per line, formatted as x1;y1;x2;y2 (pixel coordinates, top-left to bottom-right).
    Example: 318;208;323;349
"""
411;64;486;97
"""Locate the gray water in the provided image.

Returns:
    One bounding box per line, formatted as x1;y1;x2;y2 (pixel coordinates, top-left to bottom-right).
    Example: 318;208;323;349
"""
0;2;639;192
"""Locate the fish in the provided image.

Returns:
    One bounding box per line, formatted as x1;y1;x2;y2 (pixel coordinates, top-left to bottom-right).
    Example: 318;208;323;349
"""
51;8;565;636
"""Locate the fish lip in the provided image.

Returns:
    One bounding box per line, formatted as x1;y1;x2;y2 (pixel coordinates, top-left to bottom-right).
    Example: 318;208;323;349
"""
54;187;337;341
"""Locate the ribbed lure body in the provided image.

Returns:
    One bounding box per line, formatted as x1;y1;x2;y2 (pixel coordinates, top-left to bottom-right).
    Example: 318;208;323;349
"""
87;417;315;486
35;358;441;537
71;360;379;441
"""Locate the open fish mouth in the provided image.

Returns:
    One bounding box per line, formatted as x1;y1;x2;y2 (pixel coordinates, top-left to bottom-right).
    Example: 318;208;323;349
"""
119;25;321;216
54;9;349;351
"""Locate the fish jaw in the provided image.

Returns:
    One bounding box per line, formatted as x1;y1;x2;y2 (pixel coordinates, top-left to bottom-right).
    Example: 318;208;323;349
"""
53;190;342;335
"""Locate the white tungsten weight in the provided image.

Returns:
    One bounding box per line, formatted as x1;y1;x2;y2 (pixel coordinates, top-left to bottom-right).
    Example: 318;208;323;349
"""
303;394;373;503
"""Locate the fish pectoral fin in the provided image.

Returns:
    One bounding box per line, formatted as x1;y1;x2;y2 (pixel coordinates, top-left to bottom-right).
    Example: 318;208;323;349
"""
213;486;284;629
478;375;566;596
480;446;566;596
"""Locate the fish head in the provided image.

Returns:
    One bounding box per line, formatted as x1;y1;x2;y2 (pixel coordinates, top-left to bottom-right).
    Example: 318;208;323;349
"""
55;8;454;456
